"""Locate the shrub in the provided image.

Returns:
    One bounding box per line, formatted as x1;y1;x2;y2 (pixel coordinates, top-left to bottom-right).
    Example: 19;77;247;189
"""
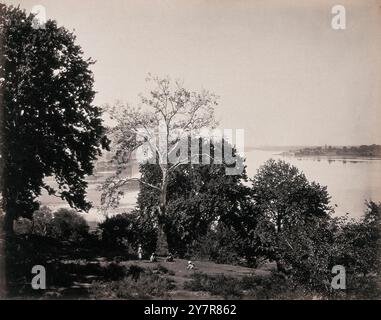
344;274;381;299
184;272;314;300
89;269;175;300
99;211;157;254
154;264;175;276
190;224;245;265
156;264;169;274
184;273;242;299
14;217;33;234
51;208;89;242
239;272;309;300
263;202;381;297
335;201;381;277
45;261;128;288
11;207;90;243
99;213;136;249
31;206;54;237
103;263;128;281
126;264;145;280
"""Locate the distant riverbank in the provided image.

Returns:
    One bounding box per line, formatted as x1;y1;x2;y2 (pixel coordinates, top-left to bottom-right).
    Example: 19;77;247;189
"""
280;145;381;159
279;153;381;162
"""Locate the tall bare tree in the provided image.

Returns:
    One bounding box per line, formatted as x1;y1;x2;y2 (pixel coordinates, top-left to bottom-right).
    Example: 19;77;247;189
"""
100;75;218;254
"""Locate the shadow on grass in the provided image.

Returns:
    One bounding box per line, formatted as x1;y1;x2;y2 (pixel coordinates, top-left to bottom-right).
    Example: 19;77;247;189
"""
4;234;136;299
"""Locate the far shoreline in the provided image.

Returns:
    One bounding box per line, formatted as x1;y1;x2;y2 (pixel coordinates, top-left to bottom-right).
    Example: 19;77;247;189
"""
278;153;381;161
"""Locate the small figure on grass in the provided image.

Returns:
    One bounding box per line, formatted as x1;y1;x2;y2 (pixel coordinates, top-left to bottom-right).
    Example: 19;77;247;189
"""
166;253;174;262
138;244;143;261
186;260;196;271
150;252;157;263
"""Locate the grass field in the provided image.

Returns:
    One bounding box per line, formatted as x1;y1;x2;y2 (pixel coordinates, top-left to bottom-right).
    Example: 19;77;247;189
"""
120;258;274;300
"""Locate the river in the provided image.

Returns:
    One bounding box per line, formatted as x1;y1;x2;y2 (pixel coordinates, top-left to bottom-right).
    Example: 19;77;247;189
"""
245;149;381;219
38;148;381;222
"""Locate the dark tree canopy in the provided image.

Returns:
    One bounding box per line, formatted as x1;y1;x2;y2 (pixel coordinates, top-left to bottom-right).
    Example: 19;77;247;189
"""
0;5;108;228
249;159;332;271
136;139;250;255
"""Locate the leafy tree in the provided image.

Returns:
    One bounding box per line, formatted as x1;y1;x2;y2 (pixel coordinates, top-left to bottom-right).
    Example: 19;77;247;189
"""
51;208;89;242
8;206;92;243
30;206;54;237
335;201;381;277
250;159;332;272
284;201;381;295
0;5;109;234
276;215;337;292
134;139;250;256
191;223;246;265
100;76;218;254
99;211;157;254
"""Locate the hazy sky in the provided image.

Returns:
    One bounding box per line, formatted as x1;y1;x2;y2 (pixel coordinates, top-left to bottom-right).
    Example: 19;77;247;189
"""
4;0;381;146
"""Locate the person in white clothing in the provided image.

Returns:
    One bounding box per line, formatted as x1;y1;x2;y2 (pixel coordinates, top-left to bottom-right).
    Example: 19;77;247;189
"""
137;244;143;260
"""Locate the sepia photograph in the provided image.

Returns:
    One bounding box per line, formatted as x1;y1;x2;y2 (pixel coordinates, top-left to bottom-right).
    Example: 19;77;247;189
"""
0;0;380;303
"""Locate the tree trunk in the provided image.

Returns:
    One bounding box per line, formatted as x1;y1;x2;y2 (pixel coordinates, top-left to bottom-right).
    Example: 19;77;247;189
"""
156;168;169;256
275;258;286;274
274;217;286;274
0;7;7;298
156;217;169;256
3;212;14;236
0;235;5;298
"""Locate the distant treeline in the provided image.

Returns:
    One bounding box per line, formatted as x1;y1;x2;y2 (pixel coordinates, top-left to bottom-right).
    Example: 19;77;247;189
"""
292;145;381;158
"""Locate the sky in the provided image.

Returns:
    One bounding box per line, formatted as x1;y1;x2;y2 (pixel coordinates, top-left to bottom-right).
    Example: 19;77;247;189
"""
4;0;381;146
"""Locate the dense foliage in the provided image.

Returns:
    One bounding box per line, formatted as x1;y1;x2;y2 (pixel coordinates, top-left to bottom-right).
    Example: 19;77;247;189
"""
136;140;250;256
0;5;108;231
98;211;157;255
248;159;332;271
14;207;89;242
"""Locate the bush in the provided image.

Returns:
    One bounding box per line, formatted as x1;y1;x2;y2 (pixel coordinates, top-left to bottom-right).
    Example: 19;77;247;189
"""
31;206;54;237
335;201;381;277
103;263;128;281
89;268;175;300
154;264;175;276
14;217;33;234
240;273;315;300
126;264;145;280
184;272;315;300
344;274;381;299
51;208;89;242
99;211;157;254
99;213;136;249
190;224;245;265
11;206;89;243
184;273;242;299
259;202;381;297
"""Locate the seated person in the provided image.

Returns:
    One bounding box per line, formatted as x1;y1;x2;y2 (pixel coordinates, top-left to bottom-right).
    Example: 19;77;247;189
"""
166;253;174;262
186;260;196;270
